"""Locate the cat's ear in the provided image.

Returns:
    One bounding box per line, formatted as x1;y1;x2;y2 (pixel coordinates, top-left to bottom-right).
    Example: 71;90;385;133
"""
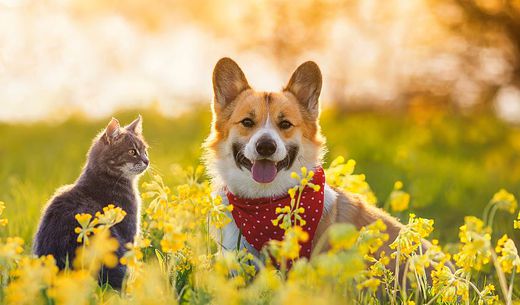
212;57;250;111
284;61;322;119
104;117;121;144
126;115;142;135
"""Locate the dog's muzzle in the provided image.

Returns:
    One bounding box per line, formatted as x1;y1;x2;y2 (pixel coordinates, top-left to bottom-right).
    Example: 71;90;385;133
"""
232;142;299;183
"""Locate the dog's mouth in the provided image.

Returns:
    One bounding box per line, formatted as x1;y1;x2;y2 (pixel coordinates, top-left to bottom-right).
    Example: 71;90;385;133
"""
232;143;298;184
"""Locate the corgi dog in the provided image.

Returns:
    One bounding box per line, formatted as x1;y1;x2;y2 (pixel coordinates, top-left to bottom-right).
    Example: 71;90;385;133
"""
204;57;417;263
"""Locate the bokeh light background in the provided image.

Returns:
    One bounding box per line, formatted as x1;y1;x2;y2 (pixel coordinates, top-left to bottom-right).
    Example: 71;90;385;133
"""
2;0;520;122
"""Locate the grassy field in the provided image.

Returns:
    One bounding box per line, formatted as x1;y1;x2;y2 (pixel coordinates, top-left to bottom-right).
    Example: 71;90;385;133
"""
1;107;518;244
1;106;520;304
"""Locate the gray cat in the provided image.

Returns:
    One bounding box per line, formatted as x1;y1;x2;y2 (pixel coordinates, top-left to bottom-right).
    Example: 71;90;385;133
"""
33;116;149;289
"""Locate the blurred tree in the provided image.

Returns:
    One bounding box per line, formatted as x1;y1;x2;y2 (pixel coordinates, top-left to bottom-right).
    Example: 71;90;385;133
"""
65;0;520;114
429;0;520;108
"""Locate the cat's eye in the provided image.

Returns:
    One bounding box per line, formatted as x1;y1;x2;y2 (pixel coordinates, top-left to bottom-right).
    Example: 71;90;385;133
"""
240;118;255;128
279;120;293;130
128;149;137;156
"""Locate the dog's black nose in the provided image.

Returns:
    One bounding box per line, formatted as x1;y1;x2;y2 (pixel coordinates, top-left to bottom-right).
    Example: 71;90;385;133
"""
256;137;277;157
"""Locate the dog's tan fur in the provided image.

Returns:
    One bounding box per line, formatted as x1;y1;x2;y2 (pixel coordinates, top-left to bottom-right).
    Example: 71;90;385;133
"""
315;190;404;255
205;57;410;263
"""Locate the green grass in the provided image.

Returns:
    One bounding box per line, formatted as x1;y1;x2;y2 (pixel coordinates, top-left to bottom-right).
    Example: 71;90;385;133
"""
0;106;519;246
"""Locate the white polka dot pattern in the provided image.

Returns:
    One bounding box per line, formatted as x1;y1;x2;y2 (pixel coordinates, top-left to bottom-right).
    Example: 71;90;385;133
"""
226;167;326;262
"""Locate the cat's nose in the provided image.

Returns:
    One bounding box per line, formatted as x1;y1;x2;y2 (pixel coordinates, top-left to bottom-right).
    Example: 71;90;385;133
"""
142;156;149;166
256;136;277;157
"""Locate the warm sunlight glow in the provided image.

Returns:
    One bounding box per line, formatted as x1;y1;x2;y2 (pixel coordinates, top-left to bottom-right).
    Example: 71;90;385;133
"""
0;0;518;122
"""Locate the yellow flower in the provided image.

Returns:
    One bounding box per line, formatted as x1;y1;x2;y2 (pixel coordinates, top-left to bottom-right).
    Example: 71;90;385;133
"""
277;167;324;231
431;264;469;303
288;187;297;199
408;253;430;276
495;234;520;274
327;223;359;253
514;211;520;229
394;181;403;190
290;167;319;191
160;223;187;253
74;213;98;245
47;270;96;305
172;246;194;273
357;219;389;254
479;284;499;305
364;251;390;279
95;204;127;227
121;237;151;267
6;256;58;305
325;156;377;205
123;263;176;304
423;239;450;265
177;184;191;199
214;249;256;283
268;226;309;262
73;229;120;272
356;277;380;291
208;195;233;229
0;237;24;260
388;180;410;212
458;216;490;243
6;162;513;305
390;214;433;259
389;189;410;212
454;216;491;271
490;188;517;214
312;251;365;284
0;201;8;226
75;213;92;227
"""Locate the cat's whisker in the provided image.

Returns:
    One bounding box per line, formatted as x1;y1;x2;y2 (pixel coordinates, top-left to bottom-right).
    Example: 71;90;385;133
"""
145;165;163;176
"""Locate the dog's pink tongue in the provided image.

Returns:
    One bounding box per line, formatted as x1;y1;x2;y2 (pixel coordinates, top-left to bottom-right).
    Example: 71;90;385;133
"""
251;160;277;183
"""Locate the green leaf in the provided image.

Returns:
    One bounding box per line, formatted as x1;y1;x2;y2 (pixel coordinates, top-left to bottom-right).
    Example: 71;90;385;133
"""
155;248;165;272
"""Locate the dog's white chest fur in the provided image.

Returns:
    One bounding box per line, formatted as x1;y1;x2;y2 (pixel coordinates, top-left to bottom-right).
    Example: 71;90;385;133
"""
215;184;338;259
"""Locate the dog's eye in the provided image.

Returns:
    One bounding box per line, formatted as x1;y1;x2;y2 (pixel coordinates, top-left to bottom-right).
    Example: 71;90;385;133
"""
279;120;293;130
128;149;137;156
240;118;255;128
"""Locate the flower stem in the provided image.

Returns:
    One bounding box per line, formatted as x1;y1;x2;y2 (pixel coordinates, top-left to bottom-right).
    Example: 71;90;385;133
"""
465;273;471;305
490;249;509;303
487;205;499;229
392;251;401;305
401;259;410;301
482;201;493;226
507;268;515;305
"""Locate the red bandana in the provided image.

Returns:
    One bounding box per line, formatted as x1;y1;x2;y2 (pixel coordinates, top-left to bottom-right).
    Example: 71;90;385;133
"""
227;167;325;260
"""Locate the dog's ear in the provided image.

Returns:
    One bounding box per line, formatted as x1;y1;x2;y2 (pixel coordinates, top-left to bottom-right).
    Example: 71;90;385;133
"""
212;57;250;111
284;61;322;119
